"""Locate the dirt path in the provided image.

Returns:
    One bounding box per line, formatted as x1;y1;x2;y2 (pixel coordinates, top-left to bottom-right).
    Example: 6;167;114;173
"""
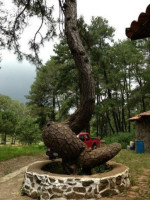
0;155;150;200
0;172;31;200
0;155;47;200
0;155;47;178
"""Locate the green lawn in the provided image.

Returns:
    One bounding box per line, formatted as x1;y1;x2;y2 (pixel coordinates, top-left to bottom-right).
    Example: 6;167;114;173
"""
113;149;150;173
113;149;150;186
0;145;45;162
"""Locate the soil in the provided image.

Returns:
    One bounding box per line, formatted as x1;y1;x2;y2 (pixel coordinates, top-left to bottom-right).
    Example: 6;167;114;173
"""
0;154;47;200
0;155;150;200
0;154;47;178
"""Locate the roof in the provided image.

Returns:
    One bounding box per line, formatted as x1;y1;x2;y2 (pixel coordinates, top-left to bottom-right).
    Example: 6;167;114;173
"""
128;111;150;121
128;115;141;121
139;111;150;116
126;4;150;40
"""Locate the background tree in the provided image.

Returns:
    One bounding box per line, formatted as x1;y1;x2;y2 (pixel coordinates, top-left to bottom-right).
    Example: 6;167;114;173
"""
0;110;17;144
27;51;79;126
16;117;41;145
0;94;42;145
0;94;17;144
27;58;60;127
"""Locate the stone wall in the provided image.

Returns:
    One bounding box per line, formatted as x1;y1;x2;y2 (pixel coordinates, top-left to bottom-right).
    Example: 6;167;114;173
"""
135;117;150;152
23;160;130;199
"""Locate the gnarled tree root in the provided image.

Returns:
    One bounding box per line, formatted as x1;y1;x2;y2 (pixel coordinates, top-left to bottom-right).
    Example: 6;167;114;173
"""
43;122;121;174
43;122;86;162
78;143;122;172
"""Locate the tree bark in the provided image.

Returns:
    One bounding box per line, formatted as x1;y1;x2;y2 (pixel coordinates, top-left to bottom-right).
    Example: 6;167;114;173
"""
51;93;56;121
43;121;121;174
43;122;85;162
64;0;95;134
78;143;121;171
43;0;121;174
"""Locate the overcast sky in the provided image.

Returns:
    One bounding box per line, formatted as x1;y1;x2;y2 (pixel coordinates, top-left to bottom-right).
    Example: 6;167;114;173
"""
0;0;150;102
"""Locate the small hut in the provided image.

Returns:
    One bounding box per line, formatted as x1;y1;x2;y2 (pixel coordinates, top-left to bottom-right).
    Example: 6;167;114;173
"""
126;4;150;152
129;111;150;152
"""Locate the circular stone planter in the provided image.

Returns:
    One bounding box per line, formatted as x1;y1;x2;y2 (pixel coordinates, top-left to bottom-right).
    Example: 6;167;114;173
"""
23;159;130;199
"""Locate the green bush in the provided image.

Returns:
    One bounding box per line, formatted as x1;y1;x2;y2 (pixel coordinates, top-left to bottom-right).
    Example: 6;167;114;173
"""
104;132;135;149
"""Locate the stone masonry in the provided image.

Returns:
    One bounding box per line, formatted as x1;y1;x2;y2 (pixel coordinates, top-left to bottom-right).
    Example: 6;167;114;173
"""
23;160;130;199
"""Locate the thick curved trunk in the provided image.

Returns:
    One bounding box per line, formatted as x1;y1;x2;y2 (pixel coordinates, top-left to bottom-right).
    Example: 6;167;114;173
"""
43;122;121;174
64;0;95;134
42;0;121;175
78;143;121;171
43;122;85;161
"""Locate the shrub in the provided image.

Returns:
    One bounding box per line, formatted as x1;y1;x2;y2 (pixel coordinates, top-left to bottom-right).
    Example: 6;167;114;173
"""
104;132;135;149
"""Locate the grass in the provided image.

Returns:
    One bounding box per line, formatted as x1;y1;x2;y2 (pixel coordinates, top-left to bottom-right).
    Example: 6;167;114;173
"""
0;144;45;162
1;143;150;176
113;150;150;172
112;149;150;187
21;186;26;196
112;150;150;199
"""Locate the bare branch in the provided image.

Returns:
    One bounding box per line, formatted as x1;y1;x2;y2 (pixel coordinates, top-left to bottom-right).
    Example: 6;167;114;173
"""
58;0;65;14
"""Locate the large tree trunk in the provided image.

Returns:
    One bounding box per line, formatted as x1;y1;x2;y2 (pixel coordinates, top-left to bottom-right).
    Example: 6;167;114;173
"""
43;0;121;174
64;0;95;134
78;143;121;172
43;121;121;174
